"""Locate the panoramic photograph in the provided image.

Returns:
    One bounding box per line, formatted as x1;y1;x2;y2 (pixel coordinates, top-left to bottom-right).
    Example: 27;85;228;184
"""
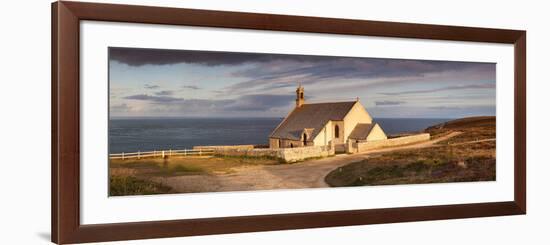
108;47;496;196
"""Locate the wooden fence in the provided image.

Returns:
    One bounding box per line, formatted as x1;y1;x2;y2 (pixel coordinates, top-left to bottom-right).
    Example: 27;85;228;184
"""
109;148;215;160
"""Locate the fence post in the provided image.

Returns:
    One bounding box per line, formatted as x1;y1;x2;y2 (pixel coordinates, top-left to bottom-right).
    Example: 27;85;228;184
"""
184;149;187;156
199;149;202;156
162;150;165;158
122;152;124;160
138;151;140;159
169;149;172;157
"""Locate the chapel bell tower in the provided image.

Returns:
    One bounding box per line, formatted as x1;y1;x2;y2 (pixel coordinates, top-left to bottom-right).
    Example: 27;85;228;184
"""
296;84;305;107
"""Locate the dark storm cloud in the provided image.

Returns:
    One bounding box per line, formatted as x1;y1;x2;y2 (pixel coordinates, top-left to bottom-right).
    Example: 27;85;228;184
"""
110;47;314;66
375;100;406;106
123;94;184;103
109;47;494;78
378;84;496;96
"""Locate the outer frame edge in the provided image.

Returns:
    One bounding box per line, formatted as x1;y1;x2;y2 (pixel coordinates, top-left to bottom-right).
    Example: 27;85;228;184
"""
52;1;527;244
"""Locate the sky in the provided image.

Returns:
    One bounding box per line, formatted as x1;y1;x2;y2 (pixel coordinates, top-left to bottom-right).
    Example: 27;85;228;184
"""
109;47;496;119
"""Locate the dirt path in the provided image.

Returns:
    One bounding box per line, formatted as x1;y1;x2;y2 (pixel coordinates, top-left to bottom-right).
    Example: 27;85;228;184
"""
154;132;462;193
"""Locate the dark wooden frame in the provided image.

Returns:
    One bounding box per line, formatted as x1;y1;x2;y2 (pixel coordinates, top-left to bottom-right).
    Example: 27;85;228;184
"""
52;1;526;244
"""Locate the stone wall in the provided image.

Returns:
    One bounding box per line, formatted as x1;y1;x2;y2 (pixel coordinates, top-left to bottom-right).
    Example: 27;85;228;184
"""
212;145;334;163
193;145;254;150
280;145;335;162
349;133;430;153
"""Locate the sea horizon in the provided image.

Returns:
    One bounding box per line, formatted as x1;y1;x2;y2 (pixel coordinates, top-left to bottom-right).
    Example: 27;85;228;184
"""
107;117;492;154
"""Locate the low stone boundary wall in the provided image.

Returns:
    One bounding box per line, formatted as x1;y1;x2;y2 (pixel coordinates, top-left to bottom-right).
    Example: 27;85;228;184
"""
213;148;282;159
193;145;254;151
280;145;335;162
351;133;431;153
212;145;334;163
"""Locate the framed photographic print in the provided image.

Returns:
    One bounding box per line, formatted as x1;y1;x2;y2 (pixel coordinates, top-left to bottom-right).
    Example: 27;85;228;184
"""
52;1;526;244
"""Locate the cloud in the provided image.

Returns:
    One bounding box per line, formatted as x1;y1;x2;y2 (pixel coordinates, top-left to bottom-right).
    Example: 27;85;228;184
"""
375;100;406;106
110;103;130;111
224;58;496;94
117;93;295;116
109;47;304;67
154;90;175;96
224;94;295;111
110;47;494;77
144;84;160;89
428;106;463;110
378;84;495;96
123;94;184;103
110;47;495;97
110;47;496;118
182;85;200;90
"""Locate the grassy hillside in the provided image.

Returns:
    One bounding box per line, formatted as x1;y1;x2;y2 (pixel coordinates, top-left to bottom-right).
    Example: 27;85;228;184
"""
325;116;496;187
109;155;280;196
427;116;496;144
426;116;495;131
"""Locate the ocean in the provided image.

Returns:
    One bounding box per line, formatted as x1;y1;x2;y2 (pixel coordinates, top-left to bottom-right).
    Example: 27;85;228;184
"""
108;118;451;154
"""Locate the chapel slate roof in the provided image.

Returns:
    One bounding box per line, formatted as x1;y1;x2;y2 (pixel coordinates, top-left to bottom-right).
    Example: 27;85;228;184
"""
348;123;376;140
270;101;357;140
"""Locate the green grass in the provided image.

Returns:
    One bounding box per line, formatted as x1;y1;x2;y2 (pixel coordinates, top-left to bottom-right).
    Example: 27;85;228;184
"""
109;175;174;196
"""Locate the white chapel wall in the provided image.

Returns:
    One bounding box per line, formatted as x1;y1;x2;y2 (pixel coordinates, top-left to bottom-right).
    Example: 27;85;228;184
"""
343;102;373;141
